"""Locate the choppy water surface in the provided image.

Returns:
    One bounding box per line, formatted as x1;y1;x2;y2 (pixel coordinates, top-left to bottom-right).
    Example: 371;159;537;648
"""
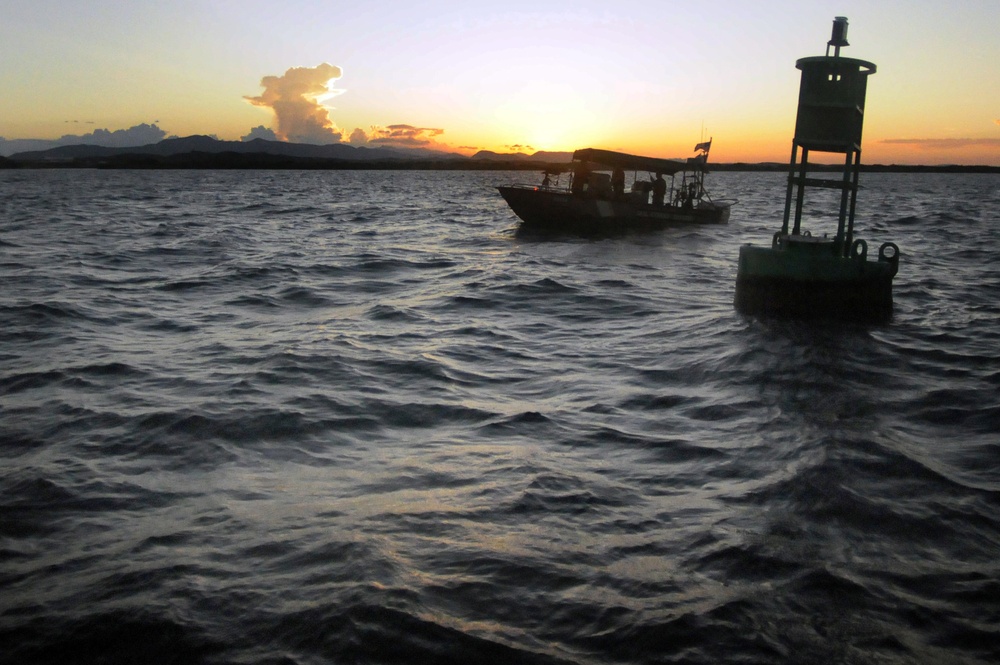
2;168;999;664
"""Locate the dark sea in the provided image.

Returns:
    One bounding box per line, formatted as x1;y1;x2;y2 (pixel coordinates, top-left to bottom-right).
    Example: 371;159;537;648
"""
2;168;999;665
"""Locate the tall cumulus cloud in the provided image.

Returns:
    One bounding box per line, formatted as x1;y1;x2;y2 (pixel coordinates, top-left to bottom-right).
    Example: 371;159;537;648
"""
245;64;344;144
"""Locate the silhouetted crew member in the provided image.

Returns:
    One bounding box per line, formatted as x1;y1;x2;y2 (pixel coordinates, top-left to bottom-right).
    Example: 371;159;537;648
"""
652;173;667;206
611;168;625;199
684;182;698;208
571;164;590;195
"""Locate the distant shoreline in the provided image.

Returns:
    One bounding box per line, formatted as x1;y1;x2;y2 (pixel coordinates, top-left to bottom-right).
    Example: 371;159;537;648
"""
1;152;997;174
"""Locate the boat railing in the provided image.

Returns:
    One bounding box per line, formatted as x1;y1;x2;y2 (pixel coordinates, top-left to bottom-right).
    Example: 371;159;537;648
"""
509;165;737;210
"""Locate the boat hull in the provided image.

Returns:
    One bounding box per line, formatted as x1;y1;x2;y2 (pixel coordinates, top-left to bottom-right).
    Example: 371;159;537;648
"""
497;186;731;234
734;242;898;322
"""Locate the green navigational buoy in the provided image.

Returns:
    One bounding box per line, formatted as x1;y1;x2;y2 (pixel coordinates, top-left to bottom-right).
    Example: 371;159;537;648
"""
734;17;900;322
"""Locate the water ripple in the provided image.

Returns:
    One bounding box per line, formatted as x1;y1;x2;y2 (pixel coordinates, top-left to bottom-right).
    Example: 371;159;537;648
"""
2;170;999;665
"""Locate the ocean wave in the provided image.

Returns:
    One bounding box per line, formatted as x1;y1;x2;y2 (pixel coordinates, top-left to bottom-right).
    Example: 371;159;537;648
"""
3;170;1000;665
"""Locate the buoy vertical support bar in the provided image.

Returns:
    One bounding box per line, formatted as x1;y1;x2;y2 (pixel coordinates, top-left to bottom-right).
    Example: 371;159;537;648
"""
845;147;862;254
835;149;854;254
780;143;797;235
792;146;809;236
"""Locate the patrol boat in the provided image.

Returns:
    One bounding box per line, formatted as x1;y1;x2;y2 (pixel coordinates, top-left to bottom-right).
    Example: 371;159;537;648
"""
498;142;735;234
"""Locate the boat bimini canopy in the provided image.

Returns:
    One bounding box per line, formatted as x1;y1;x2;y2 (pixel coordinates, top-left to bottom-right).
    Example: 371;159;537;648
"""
571;148;705;175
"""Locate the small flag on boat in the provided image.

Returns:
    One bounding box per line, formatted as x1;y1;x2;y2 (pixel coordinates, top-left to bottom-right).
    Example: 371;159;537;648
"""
694;139;712;152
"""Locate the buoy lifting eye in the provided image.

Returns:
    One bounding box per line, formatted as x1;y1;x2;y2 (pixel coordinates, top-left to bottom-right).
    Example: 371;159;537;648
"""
878;242;899;262
851;238;868;259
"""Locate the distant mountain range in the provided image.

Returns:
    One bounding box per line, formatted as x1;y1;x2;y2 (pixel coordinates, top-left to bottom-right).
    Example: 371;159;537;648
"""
6;135;574;165
469;149;575;163
3;137;995;172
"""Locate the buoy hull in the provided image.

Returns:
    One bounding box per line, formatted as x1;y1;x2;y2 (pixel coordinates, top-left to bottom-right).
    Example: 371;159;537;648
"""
734;243;897;322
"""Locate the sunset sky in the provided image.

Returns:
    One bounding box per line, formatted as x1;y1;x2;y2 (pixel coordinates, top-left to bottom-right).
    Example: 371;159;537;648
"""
2;0;998;164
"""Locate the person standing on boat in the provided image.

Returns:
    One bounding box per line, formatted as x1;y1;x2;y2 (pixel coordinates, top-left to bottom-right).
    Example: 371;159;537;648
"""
571;163;590;196
684;181;697;208
652;172;667;206
611;168;625;199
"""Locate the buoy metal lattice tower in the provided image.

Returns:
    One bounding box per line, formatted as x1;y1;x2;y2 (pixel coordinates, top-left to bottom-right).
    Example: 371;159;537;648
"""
782;16;876;255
